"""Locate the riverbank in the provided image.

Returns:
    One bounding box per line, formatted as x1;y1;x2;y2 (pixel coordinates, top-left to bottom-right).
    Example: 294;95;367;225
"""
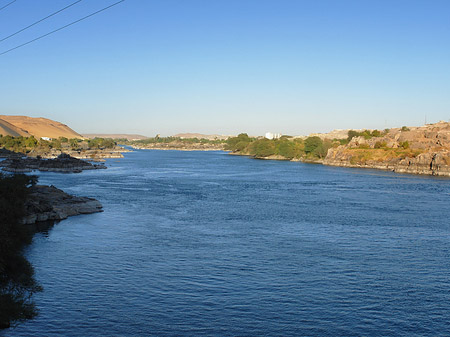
227;122;450;177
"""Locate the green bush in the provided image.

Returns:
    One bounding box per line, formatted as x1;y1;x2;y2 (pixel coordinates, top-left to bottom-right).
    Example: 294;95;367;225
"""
400;141;410;149
347;129;382;141
374;141;387;149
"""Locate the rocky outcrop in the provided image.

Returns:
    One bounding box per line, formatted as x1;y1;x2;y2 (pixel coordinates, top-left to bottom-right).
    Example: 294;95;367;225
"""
27;147;127;160
20;185;103;225
324;149;450;176
323;122;450;176
0;153;106;173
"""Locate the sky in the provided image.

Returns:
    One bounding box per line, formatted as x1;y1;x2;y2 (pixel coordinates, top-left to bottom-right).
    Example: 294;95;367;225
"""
0;0;449;137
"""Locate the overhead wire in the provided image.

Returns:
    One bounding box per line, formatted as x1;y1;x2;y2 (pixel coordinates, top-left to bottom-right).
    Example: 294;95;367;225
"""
0;0;84;43
0;0;125;56
0;0;17;12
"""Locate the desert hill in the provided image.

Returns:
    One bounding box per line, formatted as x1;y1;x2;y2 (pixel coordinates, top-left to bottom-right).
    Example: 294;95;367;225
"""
173;133;229;140
0;115;82;139
0;118;31;137
83;133;148;141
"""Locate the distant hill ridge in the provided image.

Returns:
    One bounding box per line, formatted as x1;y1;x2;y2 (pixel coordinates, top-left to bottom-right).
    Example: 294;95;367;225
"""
173;133;229;140
83;134;149;141
0;115;82;139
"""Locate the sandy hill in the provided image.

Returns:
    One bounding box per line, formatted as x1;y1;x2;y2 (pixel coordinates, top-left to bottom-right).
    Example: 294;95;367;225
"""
0;118;31;137
83;133;149;141
0;115;82;139
173;133;230;140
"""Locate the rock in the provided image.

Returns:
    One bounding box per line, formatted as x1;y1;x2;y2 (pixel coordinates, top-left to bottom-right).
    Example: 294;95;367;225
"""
0;153;106;173
20;185;103;225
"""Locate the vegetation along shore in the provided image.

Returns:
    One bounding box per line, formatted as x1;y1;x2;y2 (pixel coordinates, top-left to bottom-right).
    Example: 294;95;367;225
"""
225;121;450;177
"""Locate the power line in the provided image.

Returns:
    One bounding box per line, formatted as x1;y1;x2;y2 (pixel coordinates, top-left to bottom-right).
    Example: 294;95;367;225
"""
0;0;17;12
0;0;83;43
0;0;125;57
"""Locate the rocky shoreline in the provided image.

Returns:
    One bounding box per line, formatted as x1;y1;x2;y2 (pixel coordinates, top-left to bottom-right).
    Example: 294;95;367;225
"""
323;122;450;177
323;149;450;176
131;143;225;151
26;147;128;160
229;122;450;177
0;153;106;173
231;150;450;177
21;185;103;225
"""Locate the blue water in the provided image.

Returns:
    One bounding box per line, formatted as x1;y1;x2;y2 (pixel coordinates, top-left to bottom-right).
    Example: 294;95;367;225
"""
3;150;450;336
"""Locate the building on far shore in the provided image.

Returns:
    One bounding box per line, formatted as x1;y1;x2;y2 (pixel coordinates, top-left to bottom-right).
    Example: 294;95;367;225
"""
41;137;52;141
265;132;281;140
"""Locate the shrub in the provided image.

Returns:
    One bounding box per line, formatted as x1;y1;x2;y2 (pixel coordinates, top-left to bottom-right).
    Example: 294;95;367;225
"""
371;130;381;137
400;141;410;149
347;130;360;141
374;141;387;149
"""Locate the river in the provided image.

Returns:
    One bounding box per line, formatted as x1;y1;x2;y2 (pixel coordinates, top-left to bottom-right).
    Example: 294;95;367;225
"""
3;149;450;336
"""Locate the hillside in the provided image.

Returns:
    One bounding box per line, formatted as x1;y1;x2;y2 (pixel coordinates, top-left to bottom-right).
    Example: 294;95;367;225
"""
0;118;31;137
0;115;82;139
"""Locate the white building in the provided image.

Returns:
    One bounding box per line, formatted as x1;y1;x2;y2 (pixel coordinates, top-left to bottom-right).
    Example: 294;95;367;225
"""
265;132;281;140
41;137;52;141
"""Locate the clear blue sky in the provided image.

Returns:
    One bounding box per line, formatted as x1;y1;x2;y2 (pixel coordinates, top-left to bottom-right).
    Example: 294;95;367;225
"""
1;0;449;136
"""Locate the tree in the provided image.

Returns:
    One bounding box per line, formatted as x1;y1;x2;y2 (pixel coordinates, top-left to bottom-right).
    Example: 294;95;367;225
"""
0;174;42;329
249;139;276;157
24;136;38;148
69;138;79;149
304;136;323;154
277;140;298;159
347;130;360;141
225;133;252;151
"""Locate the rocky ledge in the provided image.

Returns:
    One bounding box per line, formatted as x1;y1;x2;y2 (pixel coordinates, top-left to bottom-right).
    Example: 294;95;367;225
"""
0;153;106;173
20;185;103;225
